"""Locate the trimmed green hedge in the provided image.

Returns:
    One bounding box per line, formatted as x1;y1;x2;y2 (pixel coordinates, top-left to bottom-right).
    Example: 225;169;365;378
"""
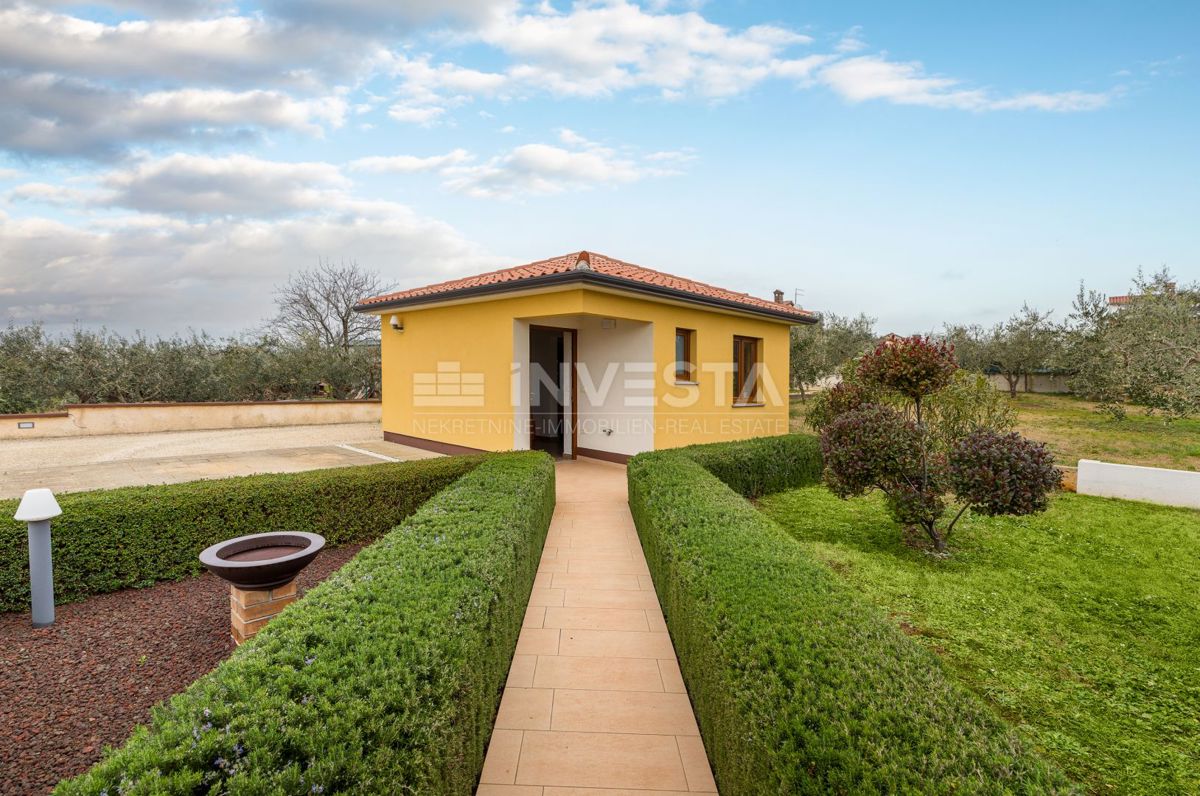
673;433;822;498
628;441;1073;794
56;451;555;795
0;456;479;613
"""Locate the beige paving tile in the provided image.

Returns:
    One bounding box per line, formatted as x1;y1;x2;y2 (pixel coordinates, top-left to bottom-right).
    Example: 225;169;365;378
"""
645;608;668;633
558;629;676;659
532;655;663;692
675;735;718;793
555;549;634;562
481;459;708;796
495;688;554;731
552;573;642;591
516;731;689;791
657;659;686;694
568;541;639;553
562;588;661;610
551;690;699;736
542;789;691;796
543;606;650;632
528;587;565;607
516;628;560;656
477;785;543;796
480;729;523;784
507;655;536;688
566;558;649;576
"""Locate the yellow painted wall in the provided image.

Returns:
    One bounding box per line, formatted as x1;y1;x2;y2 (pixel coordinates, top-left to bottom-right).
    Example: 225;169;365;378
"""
375;286;792;452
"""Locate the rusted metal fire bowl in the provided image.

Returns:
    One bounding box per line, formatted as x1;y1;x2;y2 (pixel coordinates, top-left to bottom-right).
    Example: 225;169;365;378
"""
199;532;325;590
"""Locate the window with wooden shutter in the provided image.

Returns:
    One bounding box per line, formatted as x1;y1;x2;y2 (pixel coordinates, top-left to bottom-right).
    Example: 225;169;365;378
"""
675;328;696;383
732;335;761;405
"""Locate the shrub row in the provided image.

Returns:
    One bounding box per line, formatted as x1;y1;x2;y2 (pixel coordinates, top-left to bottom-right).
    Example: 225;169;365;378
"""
56;451;556;795
627;440;1071;794
673;433;822;497
0;456;480;613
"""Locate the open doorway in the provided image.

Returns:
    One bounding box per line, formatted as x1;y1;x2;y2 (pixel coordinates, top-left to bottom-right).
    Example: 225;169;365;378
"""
529;325;575;458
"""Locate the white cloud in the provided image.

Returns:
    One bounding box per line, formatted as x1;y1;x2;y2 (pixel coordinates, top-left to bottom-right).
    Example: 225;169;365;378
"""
381;0;822;120
40;0;233;18
100;154;351;218
819;55;1114;112
350;149;473;173
386;103;448;125
0;74;346;158
5;182;98;206
441;131;691;198
835;26;867;53
0;201;498;332
476;2;814;98
264;0;515;34
0;5;369;89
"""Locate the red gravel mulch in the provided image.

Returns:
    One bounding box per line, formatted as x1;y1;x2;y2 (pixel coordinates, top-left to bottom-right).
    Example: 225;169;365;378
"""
0;544;364;796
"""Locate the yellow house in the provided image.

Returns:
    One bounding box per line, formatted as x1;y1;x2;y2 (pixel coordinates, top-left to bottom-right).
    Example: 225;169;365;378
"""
355;251;815;462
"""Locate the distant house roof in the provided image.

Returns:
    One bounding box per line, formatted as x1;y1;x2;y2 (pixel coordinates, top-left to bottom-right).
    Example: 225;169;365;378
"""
355;250;816;323
1108;295;1132;306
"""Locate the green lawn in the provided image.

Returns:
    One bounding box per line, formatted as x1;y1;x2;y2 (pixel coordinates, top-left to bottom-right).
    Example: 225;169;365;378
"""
759;487;1200;795
1011;393;1200;471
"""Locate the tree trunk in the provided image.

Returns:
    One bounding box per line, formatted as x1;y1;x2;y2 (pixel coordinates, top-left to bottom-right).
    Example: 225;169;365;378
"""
1006;374;1019;398
923;522;946;553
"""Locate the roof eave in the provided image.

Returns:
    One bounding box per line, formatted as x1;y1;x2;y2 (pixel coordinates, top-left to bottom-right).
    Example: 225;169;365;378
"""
354;271;817;324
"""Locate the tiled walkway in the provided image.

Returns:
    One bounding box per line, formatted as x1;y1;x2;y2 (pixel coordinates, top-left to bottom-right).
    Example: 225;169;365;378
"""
479;458;717;796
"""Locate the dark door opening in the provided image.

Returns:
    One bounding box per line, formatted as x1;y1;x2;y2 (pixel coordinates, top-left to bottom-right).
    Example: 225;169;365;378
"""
529;325;575;458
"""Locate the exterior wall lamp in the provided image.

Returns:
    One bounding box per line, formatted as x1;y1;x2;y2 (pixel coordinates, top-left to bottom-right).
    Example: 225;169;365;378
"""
14;488;62;628
389;315;404;332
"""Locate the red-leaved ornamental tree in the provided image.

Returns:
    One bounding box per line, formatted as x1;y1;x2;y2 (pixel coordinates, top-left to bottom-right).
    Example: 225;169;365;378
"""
820;335;1060;553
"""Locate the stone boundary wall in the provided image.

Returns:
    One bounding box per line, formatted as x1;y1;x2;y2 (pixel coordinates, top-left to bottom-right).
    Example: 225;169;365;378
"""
0;400;381;440
1076;458;1200;510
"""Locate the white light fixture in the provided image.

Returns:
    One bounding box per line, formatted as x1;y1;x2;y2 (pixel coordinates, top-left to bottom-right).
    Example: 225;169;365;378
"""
389;315;404;332
14;488;62;628
15;488;61;522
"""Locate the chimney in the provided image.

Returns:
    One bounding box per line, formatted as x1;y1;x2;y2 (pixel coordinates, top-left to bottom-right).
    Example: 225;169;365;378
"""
773;289;785;303
574;251;592;271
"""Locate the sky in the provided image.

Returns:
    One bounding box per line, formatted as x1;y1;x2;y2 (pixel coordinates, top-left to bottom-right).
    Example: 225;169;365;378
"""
0;0;1195;337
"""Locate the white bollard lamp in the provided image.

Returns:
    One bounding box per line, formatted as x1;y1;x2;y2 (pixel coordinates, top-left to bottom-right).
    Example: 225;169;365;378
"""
14;488;62;628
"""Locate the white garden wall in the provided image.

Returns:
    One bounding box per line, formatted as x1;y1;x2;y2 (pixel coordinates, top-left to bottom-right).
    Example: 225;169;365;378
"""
1076;459;1200;510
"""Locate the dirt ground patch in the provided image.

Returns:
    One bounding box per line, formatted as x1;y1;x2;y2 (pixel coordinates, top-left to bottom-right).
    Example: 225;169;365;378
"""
0;544;363;796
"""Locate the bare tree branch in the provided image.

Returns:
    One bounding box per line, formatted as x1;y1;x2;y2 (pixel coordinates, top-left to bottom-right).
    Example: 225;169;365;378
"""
273;259;394;352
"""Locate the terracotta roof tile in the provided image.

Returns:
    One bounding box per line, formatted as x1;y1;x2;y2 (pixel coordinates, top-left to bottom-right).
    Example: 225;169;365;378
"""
358;250;814;319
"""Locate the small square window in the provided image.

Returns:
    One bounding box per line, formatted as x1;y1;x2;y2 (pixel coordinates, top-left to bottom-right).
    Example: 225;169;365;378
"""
675;328;696;383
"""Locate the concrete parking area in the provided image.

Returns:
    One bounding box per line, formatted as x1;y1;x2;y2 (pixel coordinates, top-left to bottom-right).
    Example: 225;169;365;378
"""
0;422;439;498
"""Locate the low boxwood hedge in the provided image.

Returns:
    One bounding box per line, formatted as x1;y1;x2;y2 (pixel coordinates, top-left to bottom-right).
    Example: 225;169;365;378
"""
673;432;822;497
56;451;555;795
628;441;1072;794
0;456;479;613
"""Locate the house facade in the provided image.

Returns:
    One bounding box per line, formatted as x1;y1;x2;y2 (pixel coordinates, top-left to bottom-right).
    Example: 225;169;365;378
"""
356;251;814;462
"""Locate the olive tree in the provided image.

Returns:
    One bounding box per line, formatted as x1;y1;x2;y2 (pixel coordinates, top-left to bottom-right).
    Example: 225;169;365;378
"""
789;312;875;398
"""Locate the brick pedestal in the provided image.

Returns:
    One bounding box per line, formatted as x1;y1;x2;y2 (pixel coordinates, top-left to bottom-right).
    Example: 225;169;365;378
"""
230;581;297;644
